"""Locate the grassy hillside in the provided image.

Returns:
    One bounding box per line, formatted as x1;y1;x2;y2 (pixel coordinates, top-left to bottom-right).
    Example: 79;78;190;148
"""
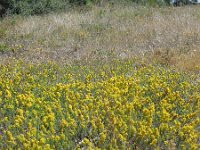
0;4;200;72
0;4;200;150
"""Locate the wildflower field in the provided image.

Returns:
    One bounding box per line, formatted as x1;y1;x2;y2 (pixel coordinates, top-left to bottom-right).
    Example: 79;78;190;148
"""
1;2;200;150
0;60;199;149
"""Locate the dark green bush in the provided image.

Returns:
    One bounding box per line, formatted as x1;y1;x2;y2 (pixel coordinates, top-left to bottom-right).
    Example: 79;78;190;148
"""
0;0;190;16
131;0;169;6
1;0;70;15
1;0;105;16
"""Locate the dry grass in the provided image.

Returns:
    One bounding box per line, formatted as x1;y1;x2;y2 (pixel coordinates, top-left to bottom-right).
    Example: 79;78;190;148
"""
0;3;200;73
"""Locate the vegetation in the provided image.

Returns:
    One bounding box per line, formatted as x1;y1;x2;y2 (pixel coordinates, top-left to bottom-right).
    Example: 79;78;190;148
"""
0;2;199;150
0;0;171;16
0;5;199;72
0;60;199;149
0;0;70;16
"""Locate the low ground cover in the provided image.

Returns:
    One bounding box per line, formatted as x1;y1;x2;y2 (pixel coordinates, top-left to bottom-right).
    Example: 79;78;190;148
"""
0;60;199;149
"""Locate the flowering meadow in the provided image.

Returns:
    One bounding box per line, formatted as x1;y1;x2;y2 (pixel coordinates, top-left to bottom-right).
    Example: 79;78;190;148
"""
0;60;199;149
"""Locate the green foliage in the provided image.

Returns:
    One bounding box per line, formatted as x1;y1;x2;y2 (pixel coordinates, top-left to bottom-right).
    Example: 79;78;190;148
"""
131;0;168;6
0;28;7;38
0;0;192;16
0;43;11;53
0;0;103;16
1;0;70;15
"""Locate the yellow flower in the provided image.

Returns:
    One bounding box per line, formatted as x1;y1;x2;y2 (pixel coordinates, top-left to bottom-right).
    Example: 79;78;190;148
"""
17;134;26;143
16;108;23;116
118;133;125;141
150;139;157;146
44;144;51;150
60;119;68;128
82;138;90;145
39;138;46;144
99;132;106;143
5;89;12;99
143;108;150;116
160;109;170;122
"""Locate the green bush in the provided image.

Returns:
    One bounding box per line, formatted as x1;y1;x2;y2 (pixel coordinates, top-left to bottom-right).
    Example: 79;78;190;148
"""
1;0;70;15
1;0;106;16
0;0;189;16
131;0;169;6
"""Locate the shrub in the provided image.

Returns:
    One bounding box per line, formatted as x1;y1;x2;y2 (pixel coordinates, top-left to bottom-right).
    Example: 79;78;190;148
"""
0;0;70;16
0;0;190;16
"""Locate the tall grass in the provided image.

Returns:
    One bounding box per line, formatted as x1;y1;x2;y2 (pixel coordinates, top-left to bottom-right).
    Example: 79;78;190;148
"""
0;4;200;73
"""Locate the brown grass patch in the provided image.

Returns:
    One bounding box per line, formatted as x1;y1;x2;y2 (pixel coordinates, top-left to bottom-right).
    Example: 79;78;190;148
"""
0;4;199;73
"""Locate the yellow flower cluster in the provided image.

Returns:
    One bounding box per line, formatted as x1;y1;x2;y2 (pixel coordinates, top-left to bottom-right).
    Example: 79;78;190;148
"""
0;60;199;149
